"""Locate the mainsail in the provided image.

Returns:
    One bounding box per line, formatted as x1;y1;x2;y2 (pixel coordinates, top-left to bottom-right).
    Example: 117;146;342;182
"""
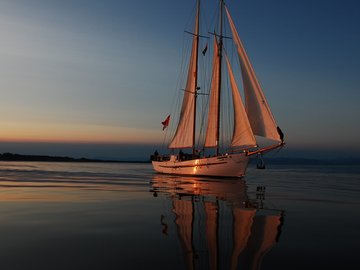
225;6;281;143
169;3;199;149
225;54;257;148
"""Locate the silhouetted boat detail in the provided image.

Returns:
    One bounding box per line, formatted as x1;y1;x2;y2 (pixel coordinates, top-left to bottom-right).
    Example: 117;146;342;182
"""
257;153;266;169
151;175;285;270
152;0;284;177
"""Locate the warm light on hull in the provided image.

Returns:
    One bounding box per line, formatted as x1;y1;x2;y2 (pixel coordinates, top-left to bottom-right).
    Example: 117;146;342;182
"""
152;153;250;178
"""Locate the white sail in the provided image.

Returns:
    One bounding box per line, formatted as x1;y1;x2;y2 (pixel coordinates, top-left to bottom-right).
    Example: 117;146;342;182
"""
225;54;257;148
169;5;199;149
204;38;220;148
225;6;281;142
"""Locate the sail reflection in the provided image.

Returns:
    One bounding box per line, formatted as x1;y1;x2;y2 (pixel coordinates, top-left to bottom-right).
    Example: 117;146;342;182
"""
151;175;285;270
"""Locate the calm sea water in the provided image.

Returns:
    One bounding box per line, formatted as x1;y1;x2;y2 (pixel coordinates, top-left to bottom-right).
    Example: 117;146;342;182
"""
0;161;359;270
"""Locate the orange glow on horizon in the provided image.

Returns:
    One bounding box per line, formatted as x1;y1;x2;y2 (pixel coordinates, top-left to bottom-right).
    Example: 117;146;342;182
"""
0;121;162;144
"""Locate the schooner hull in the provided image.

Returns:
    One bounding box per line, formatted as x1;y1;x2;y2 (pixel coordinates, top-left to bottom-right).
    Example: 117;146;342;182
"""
152;153;250;178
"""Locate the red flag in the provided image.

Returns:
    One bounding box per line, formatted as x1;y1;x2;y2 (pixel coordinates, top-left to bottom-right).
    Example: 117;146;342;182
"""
161;115;170;130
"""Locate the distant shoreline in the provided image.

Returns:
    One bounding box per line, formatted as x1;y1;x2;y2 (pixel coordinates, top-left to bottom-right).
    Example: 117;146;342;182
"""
0;153;148;163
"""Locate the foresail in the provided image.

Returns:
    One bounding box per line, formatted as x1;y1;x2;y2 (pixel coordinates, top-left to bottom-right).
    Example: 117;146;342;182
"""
225;54;257;148
204;38;220;148
169;5;199;149
225;6;281;142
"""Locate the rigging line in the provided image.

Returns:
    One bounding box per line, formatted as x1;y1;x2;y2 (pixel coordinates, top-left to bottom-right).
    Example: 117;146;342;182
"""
223;45;245;151
170;17;193;114
184;1;212;44
198;47;211;151
227;54;236;147
165;35;187;147
192;0;200;155
163;88;181;148
180;88;208;95
220;63;232;151
268;143;285;158
199;97;210;148
207;0;220;38
208;31;232;40
196;98;204;150
161;128;168;151
183;0;199;37
196;99;207;151
184;30;210;39
199;0;211;42
196;47;208;149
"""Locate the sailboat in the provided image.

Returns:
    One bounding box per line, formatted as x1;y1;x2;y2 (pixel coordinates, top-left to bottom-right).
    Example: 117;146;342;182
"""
152;0;285;178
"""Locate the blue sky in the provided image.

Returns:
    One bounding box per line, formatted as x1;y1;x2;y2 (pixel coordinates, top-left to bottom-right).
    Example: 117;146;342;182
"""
0;0;359;159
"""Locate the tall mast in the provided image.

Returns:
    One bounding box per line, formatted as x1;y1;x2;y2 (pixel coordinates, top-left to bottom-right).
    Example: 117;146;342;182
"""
216;0;224;156
168;0;200;150
192;0;200;155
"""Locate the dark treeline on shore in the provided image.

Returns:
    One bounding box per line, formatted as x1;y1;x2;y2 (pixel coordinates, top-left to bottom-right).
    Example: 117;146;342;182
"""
0;152;110;162
0;152;154;163
0;153;105;162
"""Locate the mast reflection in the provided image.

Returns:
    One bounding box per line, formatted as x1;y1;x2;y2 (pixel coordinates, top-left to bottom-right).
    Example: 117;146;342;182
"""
151;175;285;270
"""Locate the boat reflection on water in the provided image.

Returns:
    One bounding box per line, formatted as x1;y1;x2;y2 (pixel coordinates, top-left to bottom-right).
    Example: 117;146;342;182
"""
150;175;285;270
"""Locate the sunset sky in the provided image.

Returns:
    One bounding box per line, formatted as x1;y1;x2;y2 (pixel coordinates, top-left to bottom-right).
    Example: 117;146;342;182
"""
0;0;359;160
